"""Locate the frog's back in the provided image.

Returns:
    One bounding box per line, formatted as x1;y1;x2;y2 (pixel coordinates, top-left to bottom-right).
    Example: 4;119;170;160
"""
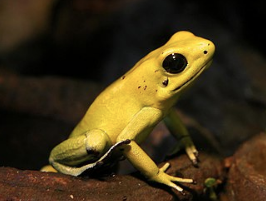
69;77;143;141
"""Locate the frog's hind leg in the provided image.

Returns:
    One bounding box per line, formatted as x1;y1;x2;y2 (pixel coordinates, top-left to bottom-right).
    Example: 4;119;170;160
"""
50;139;131;176
49;129;131;176
49;158;101;176
49;129;112;176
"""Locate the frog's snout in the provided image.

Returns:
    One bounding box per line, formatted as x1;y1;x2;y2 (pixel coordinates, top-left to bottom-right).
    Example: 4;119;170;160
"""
202;40;215;57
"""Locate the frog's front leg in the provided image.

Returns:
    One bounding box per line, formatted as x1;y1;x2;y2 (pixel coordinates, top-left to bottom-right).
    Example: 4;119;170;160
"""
122;141;193;193
164;109;198;165
117;107;194;193
49;129;113;176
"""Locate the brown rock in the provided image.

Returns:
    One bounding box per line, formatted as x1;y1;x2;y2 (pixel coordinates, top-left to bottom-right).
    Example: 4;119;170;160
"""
224;133;266;201
0;152;224;201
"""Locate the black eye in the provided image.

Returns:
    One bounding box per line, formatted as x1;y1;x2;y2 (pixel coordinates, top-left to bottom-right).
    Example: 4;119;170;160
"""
162;53;187;74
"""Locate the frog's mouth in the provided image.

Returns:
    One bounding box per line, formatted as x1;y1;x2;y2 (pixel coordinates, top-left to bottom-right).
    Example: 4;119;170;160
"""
173;60;212;92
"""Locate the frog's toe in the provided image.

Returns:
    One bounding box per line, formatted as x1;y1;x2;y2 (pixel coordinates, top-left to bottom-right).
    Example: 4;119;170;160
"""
40;165;57;173
185;144;199;165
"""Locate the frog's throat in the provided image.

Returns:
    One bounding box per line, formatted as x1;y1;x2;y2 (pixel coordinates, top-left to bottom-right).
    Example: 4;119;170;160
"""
173;60;212;92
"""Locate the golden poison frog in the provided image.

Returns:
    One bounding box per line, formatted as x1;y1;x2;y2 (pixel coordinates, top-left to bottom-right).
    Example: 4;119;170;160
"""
42;31;215;193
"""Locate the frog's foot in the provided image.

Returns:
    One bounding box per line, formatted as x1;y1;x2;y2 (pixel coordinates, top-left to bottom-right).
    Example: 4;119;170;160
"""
40;165;57;173
169;136;199;166
151;163;194;193
93;139;131;166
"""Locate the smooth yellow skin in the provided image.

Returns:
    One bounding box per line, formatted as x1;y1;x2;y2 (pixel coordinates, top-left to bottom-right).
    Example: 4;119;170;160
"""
45;31;215;193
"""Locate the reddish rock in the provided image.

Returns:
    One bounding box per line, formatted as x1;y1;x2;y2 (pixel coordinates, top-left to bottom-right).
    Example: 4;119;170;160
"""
0;153;224;201
223;133;266;201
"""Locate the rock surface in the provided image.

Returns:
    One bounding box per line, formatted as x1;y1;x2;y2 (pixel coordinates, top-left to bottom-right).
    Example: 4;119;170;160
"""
222;133;266;201
0;153;224;201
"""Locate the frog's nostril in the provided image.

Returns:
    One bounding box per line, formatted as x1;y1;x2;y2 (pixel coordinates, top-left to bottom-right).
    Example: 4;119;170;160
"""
203;50;208;54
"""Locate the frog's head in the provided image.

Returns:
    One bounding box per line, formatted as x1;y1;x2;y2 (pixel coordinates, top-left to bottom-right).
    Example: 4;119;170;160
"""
151;31;215;106
123;31;215;109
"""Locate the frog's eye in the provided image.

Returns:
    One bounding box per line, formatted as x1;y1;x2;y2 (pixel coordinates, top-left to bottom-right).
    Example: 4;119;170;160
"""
162;53;187;74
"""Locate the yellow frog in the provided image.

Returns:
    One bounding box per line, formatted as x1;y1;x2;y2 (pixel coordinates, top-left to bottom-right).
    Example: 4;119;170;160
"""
43;31;215;193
